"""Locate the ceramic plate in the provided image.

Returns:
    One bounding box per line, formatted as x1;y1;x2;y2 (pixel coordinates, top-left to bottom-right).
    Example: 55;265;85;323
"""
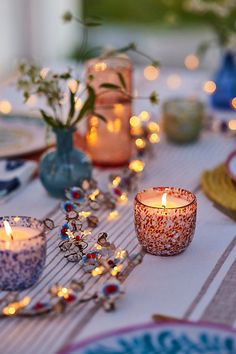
0;114;52;158
57;321;236;354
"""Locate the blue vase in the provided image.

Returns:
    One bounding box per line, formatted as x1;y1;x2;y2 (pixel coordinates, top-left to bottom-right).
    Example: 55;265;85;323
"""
211;50;236;110
39;128;92;198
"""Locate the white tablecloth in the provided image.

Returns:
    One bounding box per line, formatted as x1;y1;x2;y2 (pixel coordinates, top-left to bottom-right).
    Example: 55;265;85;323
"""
0;67;236;354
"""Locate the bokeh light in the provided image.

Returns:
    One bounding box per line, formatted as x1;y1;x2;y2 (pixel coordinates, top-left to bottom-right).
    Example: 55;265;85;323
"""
147;121;160;133
184;54;199;70
144;65;160;81
139;111;150;122
0;100;12;114
167;74;182;90
135;138;146;149
149;133;160;143
129;160;145;173
203;81;216;95
130;115;141;128
231;97;236;109
228;119;236;131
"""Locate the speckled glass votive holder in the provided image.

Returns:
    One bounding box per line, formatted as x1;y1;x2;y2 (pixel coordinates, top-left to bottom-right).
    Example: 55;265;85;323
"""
0;216;46;291
162;98;204;144
134;187;197;256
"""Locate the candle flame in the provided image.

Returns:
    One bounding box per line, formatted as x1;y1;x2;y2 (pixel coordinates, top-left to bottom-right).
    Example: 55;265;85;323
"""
162;193;167;208
3;221;13;240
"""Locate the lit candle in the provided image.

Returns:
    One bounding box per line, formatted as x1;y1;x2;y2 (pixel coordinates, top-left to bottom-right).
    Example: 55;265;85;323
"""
0;217;46;291
134;187;197;256
85;55;133;166
86;103;132;167
0;221;39;242
144;191;187;209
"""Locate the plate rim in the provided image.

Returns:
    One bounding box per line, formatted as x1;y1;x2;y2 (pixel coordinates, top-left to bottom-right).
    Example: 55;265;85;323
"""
57;320;236;354
0;112;52;158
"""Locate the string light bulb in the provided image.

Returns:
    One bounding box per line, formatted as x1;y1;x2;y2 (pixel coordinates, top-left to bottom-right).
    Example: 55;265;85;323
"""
92;266;105;277
112;176;121;187
107;210;119;221
135;138;146;150
149;133;160;144
139;111;150;122
129;160;145;173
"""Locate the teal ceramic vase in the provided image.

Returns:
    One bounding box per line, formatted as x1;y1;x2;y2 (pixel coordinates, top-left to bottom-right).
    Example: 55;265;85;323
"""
39;128;92;198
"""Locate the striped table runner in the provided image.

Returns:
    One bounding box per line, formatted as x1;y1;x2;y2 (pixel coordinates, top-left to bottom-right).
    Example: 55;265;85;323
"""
0;132;236;354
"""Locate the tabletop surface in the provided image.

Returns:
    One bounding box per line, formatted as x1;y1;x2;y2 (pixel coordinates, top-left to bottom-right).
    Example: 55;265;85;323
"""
0;67;236;354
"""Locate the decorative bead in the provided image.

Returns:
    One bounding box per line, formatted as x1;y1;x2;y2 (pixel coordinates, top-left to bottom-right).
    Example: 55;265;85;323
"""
87;215;99;228
104;284;118;295
65;294;76;303
66;187;85;203
62;201;77;213
89;201;100;210
33;302;45;310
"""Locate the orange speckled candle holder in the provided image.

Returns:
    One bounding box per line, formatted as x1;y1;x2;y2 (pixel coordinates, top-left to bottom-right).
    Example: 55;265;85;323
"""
134;187;197;256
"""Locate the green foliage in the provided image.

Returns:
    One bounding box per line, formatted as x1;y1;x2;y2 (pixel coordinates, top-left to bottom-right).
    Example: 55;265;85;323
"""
17;63;101;129
149;91;159;105
82;0;236;48
117;72;127;89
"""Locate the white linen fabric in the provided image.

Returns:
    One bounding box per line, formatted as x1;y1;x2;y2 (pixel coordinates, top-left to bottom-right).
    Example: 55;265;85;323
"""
0;68;235;354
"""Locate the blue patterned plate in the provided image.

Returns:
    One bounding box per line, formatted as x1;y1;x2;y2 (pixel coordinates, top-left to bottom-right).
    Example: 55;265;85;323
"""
58;321;236;354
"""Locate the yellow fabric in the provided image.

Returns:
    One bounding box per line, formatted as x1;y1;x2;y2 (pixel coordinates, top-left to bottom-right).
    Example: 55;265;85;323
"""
201;163;236;211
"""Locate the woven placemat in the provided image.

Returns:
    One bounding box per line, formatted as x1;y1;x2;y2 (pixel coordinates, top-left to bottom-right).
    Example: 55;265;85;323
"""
201;163;236;217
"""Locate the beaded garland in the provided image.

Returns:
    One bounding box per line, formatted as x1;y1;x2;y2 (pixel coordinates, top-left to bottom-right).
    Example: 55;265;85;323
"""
0;114;159;318
0;161;145;318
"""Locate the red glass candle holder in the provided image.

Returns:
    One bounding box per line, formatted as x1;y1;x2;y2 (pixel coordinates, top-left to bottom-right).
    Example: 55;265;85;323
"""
86;55;132;104
86;102;132;167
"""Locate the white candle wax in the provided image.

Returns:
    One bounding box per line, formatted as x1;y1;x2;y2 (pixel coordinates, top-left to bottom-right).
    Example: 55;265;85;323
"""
0;226;39;241
143;195;187;208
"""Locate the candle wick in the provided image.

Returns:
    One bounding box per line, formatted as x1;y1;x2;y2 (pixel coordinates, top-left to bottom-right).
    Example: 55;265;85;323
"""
10;232;13;241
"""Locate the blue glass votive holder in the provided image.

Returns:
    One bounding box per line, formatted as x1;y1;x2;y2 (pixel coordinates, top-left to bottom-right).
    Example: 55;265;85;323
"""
0;216;46;291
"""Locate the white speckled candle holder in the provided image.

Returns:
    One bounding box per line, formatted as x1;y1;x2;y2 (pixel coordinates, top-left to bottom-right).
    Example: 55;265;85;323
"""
134;187;197;256
0;216;46;291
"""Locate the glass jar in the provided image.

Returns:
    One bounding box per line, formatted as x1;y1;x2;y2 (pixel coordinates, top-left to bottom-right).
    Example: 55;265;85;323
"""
162;98;204;144
86;102;132;167
86;55;132;104
0;216;46;291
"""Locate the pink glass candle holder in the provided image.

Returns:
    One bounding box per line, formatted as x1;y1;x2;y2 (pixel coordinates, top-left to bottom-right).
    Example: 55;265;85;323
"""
86;55;132;104
134;187;197;256
0;216;46;291
86;102;132;167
